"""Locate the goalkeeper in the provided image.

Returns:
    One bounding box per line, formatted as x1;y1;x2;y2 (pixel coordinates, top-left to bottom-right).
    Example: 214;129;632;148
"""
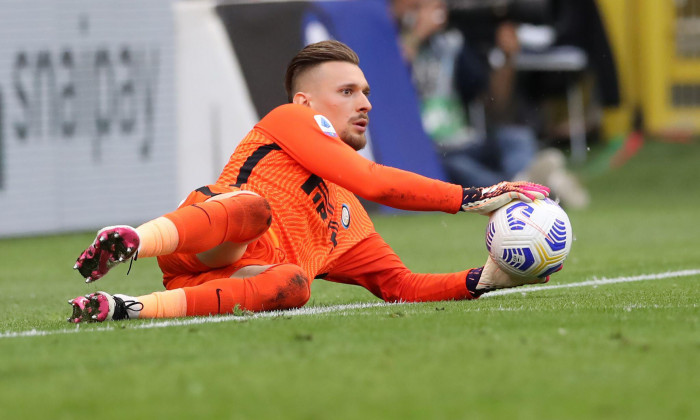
68;41;549;323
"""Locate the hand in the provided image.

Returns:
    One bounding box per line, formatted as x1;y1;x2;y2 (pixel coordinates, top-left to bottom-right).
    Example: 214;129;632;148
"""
397;0;448;60
461;181;550;215
410;0;447;42
495;22;520;57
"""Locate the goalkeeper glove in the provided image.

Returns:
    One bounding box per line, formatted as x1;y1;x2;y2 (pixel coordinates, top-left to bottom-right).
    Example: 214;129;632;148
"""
461;181;550;215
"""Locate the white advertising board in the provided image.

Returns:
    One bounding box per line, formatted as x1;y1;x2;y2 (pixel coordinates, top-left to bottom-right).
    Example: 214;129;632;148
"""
0;0;176;237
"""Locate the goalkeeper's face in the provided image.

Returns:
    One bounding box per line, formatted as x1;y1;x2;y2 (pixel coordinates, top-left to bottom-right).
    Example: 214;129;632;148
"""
292;61;372;151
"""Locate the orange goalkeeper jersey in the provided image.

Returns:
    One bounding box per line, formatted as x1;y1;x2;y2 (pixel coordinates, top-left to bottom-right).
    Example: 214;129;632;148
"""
216;104;463;279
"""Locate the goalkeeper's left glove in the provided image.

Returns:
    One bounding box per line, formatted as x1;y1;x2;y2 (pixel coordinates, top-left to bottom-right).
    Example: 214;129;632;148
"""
461;181;550;215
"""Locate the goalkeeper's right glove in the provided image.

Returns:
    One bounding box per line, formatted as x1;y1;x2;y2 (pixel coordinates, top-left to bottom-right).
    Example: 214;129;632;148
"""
461;181;550;215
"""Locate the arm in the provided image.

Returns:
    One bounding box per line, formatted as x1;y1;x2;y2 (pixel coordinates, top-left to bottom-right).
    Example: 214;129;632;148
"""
322;232;474;302
487;22;520;120
396;0;448;62
256;104;464;213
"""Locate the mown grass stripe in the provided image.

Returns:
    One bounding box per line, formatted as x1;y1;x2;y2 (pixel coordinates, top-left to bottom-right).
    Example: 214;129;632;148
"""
2;269;698;339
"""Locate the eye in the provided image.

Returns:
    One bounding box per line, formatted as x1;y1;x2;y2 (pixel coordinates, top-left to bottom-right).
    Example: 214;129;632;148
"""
340;88;352;95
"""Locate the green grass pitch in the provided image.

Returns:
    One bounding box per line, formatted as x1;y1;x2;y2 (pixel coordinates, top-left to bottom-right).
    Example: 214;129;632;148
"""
1;140;698;419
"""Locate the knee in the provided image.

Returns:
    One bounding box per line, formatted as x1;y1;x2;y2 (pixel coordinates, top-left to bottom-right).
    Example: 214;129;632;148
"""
272;264;311;309
220;194;272;242
242;194;272;234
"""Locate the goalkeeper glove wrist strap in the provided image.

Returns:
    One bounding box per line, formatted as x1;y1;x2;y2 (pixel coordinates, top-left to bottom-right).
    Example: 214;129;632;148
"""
460;187;482;211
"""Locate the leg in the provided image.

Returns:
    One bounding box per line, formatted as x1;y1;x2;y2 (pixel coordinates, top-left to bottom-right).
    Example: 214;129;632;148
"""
181;264;310;315
440;144;504;188
514;148;590;209
162;191;271;258
68;263;310;322
73;187;271;281
494;124;538;180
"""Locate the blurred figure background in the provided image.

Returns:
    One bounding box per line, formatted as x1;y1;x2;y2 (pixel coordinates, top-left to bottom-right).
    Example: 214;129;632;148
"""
392;0;590;209
3;0;699;239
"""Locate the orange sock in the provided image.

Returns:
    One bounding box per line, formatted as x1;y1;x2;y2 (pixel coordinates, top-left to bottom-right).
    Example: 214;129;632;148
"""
137;289;188;318
164;194;272;254
183;264;310;315
136;217;180;258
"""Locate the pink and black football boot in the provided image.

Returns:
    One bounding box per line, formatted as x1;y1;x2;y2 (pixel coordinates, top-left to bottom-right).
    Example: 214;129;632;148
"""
73;225;140;283
67;292;142;323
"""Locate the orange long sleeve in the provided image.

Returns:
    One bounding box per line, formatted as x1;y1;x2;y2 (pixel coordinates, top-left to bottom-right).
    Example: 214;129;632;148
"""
255;104;463;213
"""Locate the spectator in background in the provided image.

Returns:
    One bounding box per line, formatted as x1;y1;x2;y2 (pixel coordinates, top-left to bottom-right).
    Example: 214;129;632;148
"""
392;0;589;209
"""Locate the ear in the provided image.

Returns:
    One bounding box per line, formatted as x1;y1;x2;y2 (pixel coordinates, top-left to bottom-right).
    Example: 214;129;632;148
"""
292;92;311;107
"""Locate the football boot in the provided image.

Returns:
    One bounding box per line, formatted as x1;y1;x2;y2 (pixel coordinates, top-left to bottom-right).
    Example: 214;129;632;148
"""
67;292;142;323
74;225;140;283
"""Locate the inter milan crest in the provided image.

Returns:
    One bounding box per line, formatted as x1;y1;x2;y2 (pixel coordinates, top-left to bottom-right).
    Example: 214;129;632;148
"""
341;204;350;229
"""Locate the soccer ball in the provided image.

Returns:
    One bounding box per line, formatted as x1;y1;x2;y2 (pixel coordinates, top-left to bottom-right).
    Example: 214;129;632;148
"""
486;198;572;279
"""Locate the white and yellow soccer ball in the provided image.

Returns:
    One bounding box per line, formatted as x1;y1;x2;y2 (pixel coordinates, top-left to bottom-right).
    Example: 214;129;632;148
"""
486;198;572;279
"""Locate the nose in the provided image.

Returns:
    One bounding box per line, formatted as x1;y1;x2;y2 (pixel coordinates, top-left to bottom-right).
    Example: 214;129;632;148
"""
357;93;372;113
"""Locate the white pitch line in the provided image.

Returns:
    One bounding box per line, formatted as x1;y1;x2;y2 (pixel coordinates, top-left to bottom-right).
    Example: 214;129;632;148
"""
0;302;397;339
483;268;700;297
1;268;698;339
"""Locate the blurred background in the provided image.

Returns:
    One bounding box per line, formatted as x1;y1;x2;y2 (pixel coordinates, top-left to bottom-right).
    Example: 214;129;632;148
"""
1;0;699;238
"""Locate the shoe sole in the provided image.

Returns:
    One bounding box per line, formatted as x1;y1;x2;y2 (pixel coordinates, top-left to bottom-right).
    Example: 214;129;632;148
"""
67;293;113;323
74;226;139;283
